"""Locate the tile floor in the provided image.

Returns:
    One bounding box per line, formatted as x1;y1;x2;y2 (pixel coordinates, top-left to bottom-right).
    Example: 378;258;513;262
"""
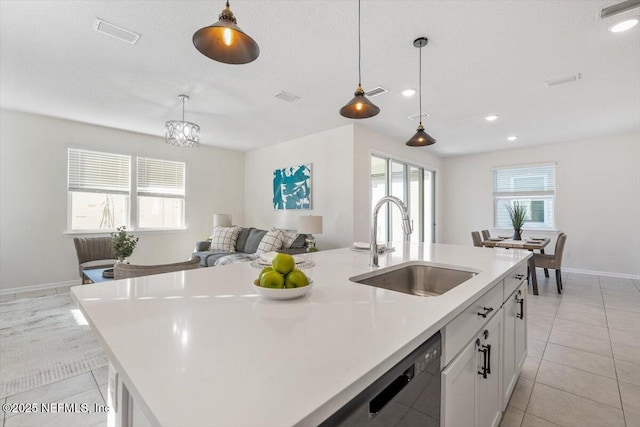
1;273;639;427
500;272;640;427
1;285;108;427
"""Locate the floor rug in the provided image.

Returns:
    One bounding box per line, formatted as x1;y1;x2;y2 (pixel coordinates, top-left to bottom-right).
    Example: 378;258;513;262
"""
0;292;108;398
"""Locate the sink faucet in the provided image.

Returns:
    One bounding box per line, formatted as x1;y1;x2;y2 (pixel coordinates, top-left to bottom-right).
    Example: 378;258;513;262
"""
371;196;412;267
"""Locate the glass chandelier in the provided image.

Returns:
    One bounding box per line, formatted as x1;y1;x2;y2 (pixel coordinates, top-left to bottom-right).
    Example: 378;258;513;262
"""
165;95;200;148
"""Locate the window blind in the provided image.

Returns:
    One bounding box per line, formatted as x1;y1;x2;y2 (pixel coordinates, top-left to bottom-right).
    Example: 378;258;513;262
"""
68;148;130;194
493;164;556;197
493;163;556;229
137;157;185;198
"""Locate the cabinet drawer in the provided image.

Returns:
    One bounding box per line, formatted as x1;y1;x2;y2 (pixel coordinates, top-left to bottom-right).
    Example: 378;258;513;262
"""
442;281;503;366
504;263;527;300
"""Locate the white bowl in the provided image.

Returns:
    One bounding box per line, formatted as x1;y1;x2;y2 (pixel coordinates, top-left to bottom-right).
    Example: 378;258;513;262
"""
253;281;313;300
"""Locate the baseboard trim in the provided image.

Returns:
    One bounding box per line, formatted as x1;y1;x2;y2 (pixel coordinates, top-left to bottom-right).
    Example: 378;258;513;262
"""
0;279;82;295
563;267;640;281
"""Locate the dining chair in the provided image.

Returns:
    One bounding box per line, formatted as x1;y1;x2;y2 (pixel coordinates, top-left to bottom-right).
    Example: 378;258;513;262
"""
114;257;201;280
481;230;491;241
471;231;483;247
532;233;567;294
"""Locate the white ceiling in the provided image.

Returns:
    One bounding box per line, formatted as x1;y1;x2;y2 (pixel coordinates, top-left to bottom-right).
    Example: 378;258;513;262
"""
1;1;639;156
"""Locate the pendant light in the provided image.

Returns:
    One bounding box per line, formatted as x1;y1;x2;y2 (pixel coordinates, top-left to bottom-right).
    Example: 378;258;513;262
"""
406;37;436;147
339;0;380;119
193;1;260;65
165;95;200;148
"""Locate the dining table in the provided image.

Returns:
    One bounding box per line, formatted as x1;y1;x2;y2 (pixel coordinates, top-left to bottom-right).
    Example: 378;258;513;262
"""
481;237;551;295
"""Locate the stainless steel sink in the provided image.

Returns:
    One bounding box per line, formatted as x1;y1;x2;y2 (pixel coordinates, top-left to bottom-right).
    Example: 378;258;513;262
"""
350;262;477;297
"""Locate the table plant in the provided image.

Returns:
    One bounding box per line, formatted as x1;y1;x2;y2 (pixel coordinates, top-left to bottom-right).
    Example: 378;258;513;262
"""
111;226;139;263
506;202;527;240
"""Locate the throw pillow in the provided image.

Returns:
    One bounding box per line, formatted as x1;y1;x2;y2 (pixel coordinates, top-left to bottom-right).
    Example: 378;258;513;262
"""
257;229;285;254
235;227;254;253
244;229;268;254
210;226;241;252
271;228;299;249
289;233;307;249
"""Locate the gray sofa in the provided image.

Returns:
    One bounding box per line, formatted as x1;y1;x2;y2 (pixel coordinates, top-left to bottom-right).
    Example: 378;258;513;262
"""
193;227;308;267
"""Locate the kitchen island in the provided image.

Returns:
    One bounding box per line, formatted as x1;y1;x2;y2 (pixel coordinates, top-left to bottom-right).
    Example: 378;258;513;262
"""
71;243;530;427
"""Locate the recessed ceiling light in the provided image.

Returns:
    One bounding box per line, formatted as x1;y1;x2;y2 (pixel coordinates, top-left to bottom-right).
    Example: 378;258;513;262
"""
402;89;416;97
485;115;499;122
507;136;518;142
608;17;639;32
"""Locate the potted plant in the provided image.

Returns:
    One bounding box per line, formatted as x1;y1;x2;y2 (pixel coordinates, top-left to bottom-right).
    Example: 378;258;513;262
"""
505;202;527;240
111;226;139;263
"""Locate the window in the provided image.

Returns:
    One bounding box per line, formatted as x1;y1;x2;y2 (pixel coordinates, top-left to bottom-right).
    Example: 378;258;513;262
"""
137;157;185;229
493;163;556;229
68;148;186;232
371;155;435;243
68;148;130;231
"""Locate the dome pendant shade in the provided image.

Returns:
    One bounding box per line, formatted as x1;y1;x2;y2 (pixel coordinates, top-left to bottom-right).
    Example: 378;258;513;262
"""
340;85;380;119
193;2;260;64
405;123;436;147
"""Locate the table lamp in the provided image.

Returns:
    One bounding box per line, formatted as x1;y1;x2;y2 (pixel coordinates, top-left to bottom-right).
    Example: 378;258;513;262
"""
298;215;323;252
213;214;232;228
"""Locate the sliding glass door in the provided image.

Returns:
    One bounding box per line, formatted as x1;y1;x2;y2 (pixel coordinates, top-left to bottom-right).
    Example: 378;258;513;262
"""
371;155;435;243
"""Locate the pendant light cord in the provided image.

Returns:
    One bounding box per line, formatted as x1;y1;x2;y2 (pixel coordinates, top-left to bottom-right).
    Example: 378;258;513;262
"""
358;0;362;86
419;44;423;126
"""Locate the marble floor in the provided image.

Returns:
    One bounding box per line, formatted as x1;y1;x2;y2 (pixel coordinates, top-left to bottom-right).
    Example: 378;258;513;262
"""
1;272;639;427
500;272;640;427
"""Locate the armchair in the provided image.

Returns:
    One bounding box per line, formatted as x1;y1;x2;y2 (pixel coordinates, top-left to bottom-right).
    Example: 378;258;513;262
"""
73;236;118;281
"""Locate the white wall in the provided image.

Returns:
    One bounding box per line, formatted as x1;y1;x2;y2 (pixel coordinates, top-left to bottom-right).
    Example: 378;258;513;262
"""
244;125;354;249
442;132;640;276
352;125;444;243
0;110;245;291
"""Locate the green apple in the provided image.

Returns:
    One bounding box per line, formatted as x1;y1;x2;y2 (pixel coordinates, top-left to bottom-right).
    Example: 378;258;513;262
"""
260;271;285;289
272;253;295;275
285;269;309;288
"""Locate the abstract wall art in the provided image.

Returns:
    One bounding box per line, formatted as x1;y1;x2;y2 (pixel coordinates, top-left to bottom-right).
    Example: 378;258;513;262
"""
273;164;312;210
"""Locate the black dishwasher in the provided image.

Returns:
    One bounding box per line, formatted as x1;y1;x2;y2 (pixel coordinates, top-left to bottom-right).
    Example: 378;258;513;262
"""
320;332;441;427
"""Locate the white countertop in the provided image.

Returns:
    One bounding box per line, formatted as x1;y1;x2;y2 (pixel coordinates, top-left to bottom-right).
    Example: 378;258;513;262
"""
71;243;530;427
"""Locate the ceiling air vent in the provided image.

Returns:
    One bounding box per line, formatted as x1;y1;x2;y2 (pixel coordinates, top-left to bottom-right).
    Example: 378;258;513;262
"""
601;0;640;18
94;18;140;45
274;91;300;103
544;73;581;88
365;87;388;97
408;112;431;120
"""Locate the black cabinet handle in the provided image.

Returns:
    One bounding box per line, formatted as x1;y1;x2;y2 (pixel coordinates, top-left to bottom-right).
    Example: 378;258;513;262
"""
516;291;524;319
369;365;414;417
477;307;494;318
515;274;525;280
477;338;490;379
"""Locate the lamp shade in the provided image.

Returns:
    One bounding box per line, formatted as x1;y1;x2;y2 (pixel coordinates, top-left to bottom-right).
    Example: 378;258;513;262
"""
405;123;436;147
213;214;232;228
339;85;380;119
298;216;323;234
193;2;260;64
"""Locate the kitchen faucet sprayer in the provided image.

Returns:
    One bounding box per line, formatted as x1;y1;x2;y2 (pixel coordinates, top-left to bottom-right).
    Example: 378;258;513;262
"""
371;196;412;267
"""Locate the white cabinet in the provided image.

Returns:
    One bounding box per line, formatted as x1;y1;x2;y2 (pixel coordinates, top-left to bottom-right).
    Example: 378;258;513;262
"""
442;335;477;427
441;261;528;427
442;310;503;427
502;281;527;409
477;312;503;427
